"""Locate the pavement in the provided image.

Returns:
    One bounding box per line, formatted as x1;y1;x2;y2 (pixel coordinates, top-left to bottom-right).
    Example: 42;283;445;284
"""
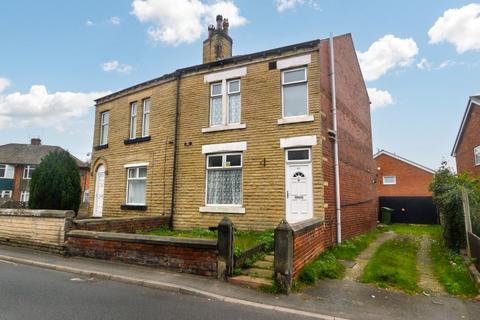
0;244;479;320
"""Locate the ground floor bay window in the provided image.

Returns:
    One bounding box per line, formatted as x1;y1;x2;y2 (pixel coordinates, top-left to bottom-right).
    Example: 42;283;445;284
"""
201;153;243;213
126;166;147;206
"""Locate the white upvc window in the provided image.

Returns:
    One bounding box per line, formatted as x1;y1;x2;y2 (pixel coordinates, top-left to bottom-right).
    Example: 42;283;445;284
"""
142;99;151;137
286;148;311;162
0;164;14;179
20;191;29;203
99;111;109;145
475;146;480;166
23;165;35;180
126;166;147;205
0;190;12;198
282;67;308;118
383;176;396;185
210;79;241;127
129;102;137;139
206;153;242;205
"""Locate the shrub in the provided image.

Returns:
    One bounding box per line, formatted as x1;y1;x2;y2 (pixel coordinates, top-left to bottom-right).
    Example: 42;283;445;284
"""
429;163;480;251
29;150;82;213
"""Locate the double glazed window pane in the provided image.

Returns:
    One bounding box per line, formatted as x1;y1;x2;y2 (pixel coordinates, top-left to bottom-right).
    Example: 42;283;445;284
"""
226;154;241;167
283;69;306;83
210;80;241;126
228;94;240;124
100;112;109;145
127;180;146;204
287;149;309;161
207;169;242;205
143;99;151;137
475;147;480;165
210;96;223;125
208;155;223;168
283;83;307;117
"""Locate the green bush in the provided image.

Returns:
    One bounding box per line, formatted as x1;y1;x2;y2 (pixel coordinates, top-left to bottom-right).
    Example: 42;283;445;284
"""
29;150;82;213
298;251;345;286
429;164;480;251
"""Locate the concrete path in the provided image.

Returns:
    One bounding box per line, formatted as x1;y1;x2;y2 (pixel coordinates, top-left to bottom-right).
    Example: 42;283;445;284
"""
418;235;446;296
345;231;396;281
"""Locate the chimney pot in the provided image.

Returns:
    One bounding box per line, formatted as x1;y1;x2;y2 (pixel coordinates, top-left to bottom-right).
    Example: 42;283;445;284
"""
208;24;215;37
216;15;223;30
31;138;41;145
222;18;229;34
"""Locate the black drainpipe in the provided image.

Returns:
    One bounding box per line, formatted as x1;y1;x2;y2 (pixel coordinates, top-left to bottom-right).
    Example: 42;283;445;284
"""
170;71;182;229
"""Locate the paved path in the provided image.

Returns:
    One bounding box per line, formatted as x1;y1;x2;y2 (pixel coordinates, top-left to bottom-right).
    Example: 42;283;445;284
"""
344;231;396;281
417;235;446;295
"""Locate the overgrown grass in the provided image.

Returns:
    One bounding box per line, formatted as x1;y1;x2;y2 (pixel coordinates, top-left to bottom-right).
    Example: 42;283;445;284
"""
362;236;420;294
143;228;273;256
430;236;478;297
330;227;384;260
387;224;441;237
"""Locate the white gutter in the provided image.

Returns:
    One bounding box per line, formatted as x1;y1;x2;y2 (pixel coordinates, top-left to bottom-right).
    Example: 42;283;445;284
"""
329;34;342;244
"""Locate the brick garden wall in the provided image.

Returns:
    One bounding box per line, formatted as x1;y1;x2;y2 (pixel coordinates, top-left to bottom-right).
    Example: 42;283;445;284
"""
73;216;169;233
67;230;218;277
291;219;331;277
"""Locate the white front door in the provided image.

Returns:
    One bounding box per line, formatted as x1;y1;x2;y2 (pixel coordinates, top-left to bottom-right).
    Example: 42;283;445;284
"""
93;165;105;218
285;149;313;223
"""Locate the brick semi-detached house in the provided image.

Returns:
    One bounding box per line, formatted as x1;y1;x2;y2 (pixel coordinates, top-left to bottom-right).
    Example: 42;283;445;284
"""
374;150;438;224
89;15;377;241
0;138;90;207
452;95;480;177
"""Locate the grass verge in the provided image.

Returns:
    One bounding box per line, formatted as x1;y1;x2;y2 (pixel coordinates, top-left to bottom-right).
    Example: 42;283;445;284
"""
361;236;420;294
330;227;384;260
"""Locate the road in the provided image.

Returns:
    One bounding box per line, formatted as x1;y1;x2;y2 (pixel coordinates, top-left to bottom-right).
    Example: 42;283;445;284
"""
0;261;309;320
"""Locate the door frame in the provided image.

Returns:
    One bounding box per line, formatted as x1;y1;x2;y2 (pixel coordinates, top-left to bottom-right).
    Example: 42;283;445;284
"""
93;165;105;218
284;148;313;223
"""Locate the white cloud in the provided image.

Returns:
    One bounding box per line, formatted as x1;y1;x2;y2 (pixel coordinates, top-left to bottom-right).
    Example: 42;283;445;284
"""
85;20;94;27
0;85;109;130
0;78;11;93
416;58;431;70
130;0;247;46
367;88;394;110
357;35;419;81
109;16;121;25
101;60;133;74
428;3;480;53
276;0;320;12
437;59;465;69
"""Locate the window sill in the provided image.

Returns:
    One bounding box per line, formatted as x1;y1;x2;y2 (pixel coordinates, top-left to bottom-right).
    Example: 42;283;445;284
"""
121;204;147;211
201;123;246;133
199;206;245;214
277;115;314;125
124;136;151;145
94;144;108;151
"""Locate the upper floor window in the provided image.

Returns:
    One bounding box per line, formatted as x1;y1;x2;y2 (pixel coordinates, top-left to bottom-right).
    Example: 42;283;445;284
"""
142;99;151;137
282;67;308;118
129;102;137;139
210;79;241;127
383;176;396;185
99;111;109;145
0;190;12;198
23;165;35;179
0;164;14;179
126;166;147;205
206;153;242;205
475;146;480;166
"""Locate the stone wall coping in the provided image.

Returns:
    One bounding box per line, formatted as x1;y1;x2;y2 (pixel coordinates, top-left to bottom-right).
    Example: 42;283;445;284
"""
67;230;218;249
74;215;168;225
0;209;75;219
290;218;326;236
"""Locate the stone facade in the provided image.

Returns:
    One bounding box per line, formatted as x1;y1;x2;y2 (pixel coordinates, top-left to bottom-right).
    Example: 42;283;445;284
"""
89;32;377;234
453;98;480;177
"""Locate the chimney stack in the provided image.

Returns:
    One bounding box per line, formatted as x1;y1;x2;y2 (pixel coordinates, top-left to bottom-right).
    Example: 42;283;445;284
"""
202;15;233;64
31;138;41;145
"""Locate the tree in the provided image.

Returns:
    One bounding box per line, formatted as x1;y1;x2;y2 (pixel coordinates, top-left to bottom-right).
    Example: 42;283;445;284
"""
29;150;81;213
429;162;480;251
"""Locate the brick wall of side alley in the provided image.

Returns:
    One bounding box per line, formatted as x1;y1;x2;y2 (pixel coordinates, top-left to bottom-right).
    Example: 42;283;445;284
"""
0;209;74;254
73;216;169;233
292;219;331;278
67;230;219;277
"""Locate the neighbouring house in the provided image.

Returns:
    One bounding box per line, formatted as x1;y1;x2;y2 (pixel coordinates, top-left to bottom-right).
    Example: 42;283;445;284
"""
452;95;480;177
89;15;377;240
0;138;90;207
374;150;438;224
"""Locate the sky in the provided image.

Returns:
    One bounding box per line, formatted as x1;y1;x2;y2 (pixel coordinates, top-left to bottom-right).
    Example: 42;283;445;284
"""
0;0;479;170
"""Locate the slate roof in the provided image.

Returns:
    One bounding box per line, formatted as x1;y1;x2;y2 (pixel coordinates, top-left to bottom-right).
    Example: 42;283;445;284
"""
0;143;88;168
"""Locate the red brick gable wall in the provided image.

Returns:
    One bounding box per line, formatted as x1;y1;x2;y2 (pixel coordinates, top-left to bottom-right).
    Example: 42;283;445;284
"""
456;106;480;177
319;35;378;241
375;154;433;197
